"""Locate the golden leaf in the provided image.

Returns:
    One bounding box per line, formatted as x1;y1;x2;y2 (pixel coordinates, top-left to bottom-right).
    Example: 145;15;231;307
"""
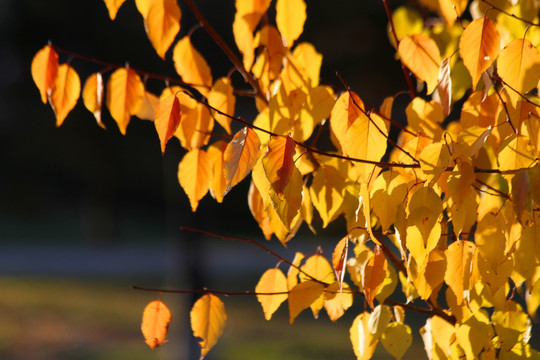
106;67;145;135
263;136;297;199
82;73;105;129
255;268;289;321
141;300;171;349
223;127;261;195
173;36;212;96
363;245;387;309
154;93;181;153
31;44;58;104
275;0;306;47
269;166;303;230
444;240;476;305
398;34;442;94
287;252;305;290
207;141;228;203
288;280;325;324
178;149;212;212
49;64;81;127
370;171;408;232
208;78;235;134
350;312;378;360
190;294;227;359
299;254;335;318
103;0;126;20
247;181;273;240
142;0;181;59
332;236;349;290
381;322;412;360
323;281;353;322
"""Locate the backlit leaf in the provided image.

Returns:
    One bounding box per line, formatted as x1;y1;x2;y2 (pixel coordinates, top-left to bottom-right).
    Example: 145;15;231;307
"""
269;166;303;231
288;280;325;324
332;236;349;291
437;57;452;116
82;72;105;129
255;268;289;321
287;252;305;290
190;294;227;359
381;322;412;360
208;78;235;134
248;181;273;239
207;141;228;203
371;171;408;232
330;91;365;151
233;0;271;69
178;149;212;212
498;134;536;171
300;254;335;318
106;67;145;135
224;127;261;195
363;245;387;309
141;300;171;349
310;165;346;228
324;281;353;322
173;36;212;96
444;240;476;305
103;0;126;20
498;38;540;101
154;93;181;153
350;312;378;360
398;34;442;94
49;64;81;127
459;17;500;89
31;44;58;104
276;0;306;47
142;0;181;59
263;135;296;199
368;304;392;340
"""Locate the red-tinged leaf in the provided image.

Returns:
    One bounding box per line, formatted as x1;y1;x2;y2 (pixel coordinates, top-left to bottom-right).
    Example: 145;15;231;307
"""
106;67;145;135
143;0;181;59
173;36;212;96
363;245;387;309
190;294;227;359
459;17;500;89
155;94;181;153
288;280;325;324
263;135;296;199
208;78;235;134
275;0;306;47
223;127;261;195
178;149;212;212
31;44;59;104
255;268;289;320
332;236;349;291
269;166;303;231
141;300;171;349
330;91;365;151
82;73;105;129
437;57;452;116
49;64;81;127
103;0;126;20
398;34;442;94
498;38;540;101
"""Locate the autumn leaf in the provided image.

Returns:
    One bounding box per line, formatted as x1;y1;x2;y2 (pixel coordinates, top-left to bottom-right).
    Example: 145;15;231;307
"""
370;171;408;232
444;240;476;305
208;77;235;134
141;300;171;349
275;0;306;47
248;181;273;240
287;252;305;290
437;57;452;116
255;268;289;320
398;34;442;94
178;149;212;212
459;17;500;89
190;293;227;359
49;63;80;127
299;254;335;318
82;72;105;129
135;91;160;121
207;141;228;203
31;44;59;104
288;280;325;324
381;322;412;360
324;281;353;322
106;67;145;135
332;236;349;291
269;166;303;230
103;0;126;20
262;135;297;199
139;0;181;59
173;36;212;96
233;0;271;69
350;312;378;360
310;164;346;228
155;93;181;153
330;91;365;151
223;127;261;195
362;245;387;309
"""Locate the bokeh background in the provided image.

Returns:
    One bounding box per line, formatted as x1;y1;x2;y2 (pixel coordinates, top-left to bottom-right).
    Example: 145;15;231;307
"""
1;1;442;359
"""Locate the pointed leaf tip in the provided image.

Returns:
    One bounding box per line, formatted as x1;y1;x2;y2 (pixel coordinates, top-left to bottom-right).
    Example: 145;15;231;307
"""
141;300;172;349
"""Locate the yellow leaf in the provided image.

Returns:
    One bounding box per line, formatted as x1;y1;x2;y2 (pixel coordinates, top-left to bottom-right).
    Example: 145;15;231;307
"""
389;6;424;46
287;252;305;290
82;73;105;129
363;245;387;309
461;91;498;129
233;0;271;69
350;312;378;360
375;262;398;305
344;110;388;169
330;91;365;151
174;98;213;151
49;64;81;127
493;301;529;351
31;44;58;104
381;322;412;360
498;134;536;171
223;127;261;195
106;67;145;135
103;0;126;20
207;140;228;203
409;249;447;300
208;78;235;134
190;294;227;359
455;309;493;359
370;171;408;232
309;164;346;228
300;254;335;318
332;236;349;290
269;165;303;231
419;0;468;26
405;97;444;140
498;38;540;102
141;300;171;349
135;91;159;121
288;280;325;324
255;268;289;321
154;93;181;153
275;0;306;47
178;149;212;212
263;136;297;199
143;0;181;59
398;34;442;94
173;36;212;96
419;142;451;185
437;57;452;116
368;304;392;340
459;17;500;89
444;240;476;305
324;281;353;322
247;181;273;240
421;316;456;359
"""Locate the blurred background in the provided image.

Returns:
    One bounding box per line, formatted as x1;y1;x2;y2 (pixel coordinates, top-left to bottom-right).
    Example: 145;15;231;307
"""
0;0;430;359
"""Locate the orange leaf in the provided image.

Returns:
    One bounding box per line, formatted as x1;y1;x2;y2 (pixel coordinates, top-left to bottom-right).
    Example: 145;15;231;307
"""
437;57;452;116
178;149;212;212
190;294;227;359
269;165;303;231
363;245;387;309
398;34;442;94
330;91;365;151
324;281;353;322
459;17;500;89
103;0;126;20
173;95;213;151
173;36;212;96
82;73;105;129
142;0;181;59
141;300;171;349
135;91;160;121
255;268;289;320
208;78;235;135
31;44;59;104
248;181;273;240
444;240;476;305
223;127;261;195
207;141;228;203
106;67;145;135
49;64;81;127
332;236;349;291
288;280;325;324
275;0;306;47
263;135;296;199
155;93;181;153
